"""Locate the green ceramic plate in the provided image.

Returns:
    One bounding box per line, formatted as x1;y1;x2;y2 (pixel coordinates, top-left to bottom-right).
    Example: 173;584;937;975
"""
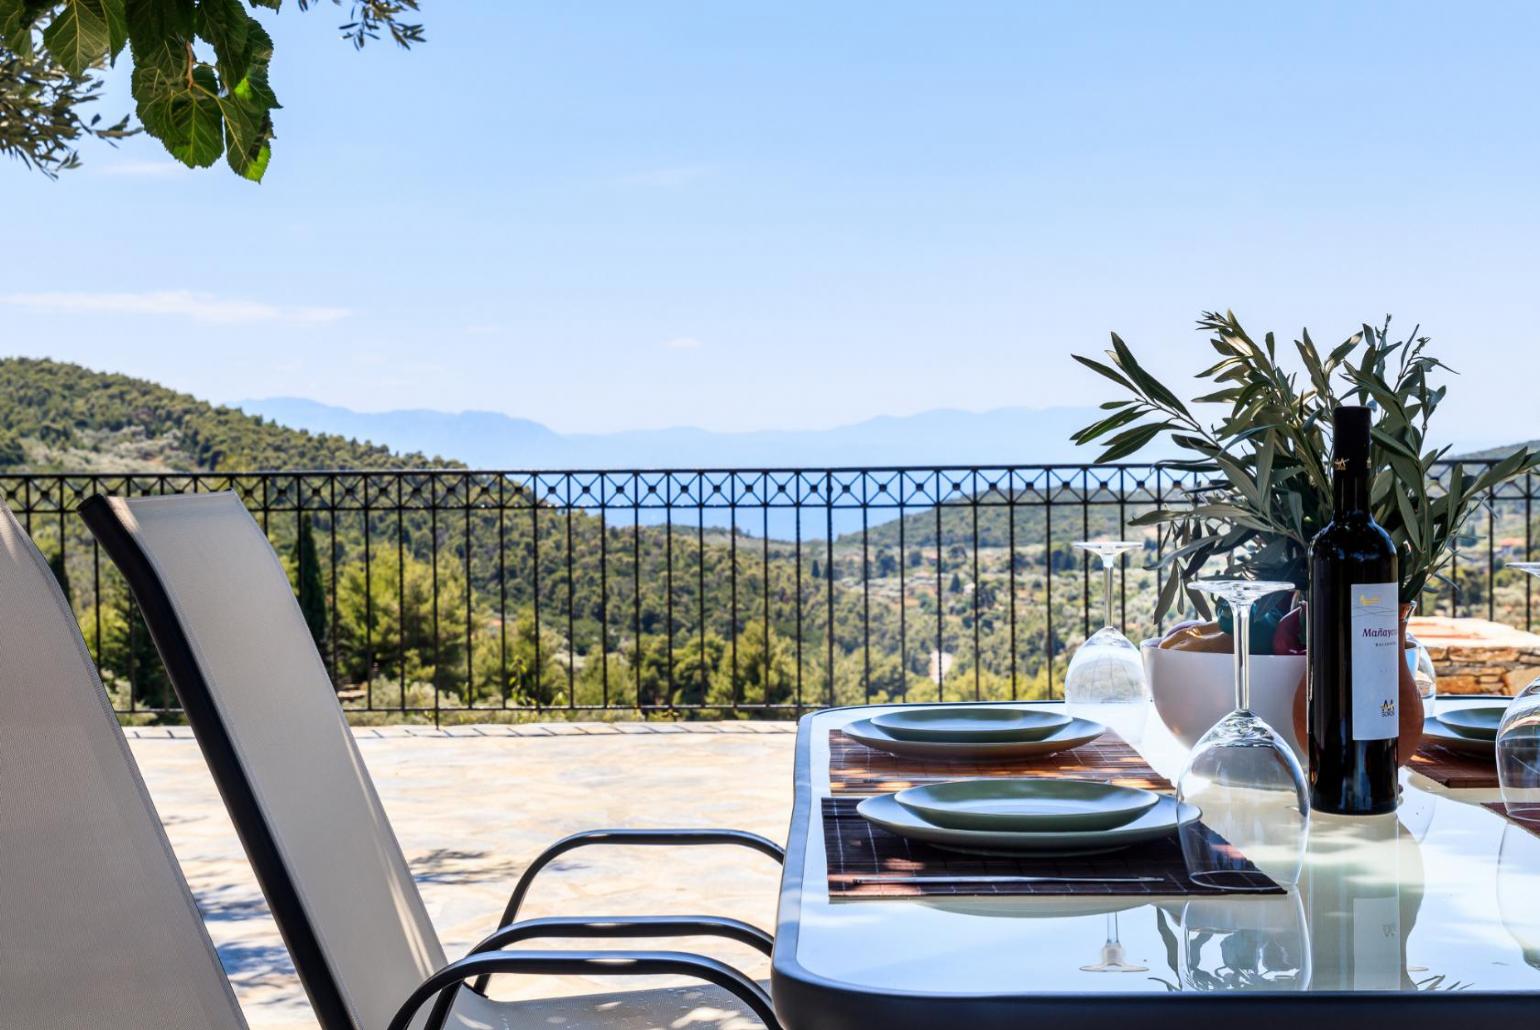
870;706;1071;743
1421;715;1496;755
894;778;1161;832
1437;706;1506;741
842;715;1105;761
857;792;1199;856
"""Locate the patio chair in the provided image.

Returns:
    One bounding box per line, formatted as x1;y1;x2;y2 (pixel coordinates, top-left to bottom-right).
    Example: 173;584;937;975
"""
81;492;784;1030
0;502;248;1028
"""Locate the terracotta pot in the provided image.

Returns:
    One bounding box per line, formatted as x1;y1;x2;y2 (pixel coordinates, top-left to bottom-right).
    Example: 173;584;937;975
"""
1291;602;1426;766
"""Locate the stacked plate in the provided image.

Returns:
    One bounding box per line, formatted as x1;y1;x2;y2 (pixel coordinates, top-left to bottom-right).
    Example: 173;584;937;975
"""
844;704;1104;760
858;777;1195;856
1423;703;1507;755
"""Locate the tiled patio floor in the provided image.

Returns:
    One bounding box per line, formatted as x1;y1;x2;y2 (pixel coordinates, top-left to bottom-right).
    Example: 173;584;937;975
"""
128;723;796;1029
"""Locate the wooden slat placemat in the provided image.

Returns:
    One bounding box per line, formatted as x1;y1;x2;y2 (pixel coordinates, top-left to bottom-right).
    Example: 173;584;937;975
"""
828;727;1171;796
1482;802;1540;837
822;797;1281;898
1408;740;1498;788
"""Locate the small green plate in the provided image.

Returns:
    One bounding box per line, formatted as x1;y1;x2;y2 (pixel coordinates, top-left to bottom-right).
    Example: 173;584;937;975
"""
870;706;1071;743
895;778;1161;832
1421;715;1495;755
857;792;1199;856
843;715;1105;761
1438;706;1507;741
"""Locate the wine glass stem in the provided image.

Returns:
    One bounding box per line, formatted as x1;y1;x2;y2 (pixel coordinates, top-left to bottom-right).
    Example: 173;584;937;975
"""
1102;557;1116;631
1233;601;1252;714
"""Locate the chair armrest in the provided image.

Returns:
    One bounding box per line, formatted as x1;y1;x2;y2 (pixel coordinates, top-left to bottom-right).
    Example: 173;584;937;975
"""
389;949;779;1030
470;828;783;993
495;829;784;928
464;914;774;958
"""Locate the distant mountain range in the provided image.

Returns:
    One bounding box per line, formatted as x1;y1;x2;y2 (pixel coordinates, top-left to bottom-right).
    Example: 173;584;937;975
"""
1453;440;1540;461
234;398;1143;470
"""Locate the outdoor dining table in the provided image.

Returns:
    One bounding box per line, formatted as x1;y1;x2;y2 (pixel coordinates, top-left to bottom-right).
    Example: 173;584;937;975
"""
770;699;1539;1029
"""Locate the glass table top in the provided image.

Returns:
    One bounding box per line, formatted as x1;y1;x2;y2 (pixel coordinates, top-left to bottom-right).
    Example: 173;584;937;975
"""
784;699;1540;997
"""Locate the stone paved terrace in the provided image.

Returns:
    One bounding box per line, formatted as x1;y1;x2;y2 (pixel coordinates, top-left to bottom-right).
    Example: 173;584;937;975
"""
127;722;796;1029
1410;615;1540;694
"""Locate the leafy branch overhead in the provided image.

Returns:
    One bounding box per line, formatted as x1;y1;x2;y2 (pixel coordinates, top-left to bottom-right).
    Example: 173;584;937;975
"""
0;0;423;180
0;43;133;174
1072;312;1540;619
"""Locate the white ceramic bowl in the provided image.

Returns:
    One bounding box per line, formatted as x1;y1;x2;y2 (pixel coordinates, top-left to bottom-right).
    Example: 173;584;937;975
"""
1142;639;1305;759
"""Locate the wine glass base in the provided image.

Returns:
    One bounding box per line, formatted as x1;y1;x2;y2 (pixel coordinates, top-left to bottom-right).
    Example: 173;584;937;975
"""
1186;870;1282;892
1079;942;1148;973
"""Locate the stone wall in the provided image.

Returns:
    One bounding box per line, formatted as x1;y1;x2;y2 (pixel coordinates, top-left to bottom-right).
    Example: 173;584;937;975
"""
1409;616;1540;695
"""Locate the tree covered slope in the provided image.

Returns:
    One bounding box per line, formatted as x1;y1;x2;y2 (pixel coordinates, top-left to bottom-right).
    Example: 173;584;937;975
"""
0;357;446;472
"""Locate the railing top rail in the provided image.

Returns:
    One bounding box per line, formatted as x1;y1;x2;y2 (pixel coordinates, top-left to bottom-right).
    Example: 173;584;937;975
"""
0;458;1505;478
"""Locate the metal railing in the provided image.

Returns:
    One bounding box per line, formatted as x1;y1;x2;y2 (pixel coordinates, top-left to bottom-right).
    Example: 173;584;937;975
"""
3;463;1534;723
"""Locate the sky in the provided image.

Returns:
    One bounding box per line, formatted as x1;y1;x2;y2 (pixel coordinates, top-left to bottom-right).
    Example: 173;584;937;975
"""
3;1;1539;446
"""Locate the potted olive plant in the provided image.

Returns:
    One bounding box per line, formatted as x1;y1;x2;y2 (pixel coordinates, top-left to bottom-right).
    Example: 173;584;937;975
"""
1073;311;1540;763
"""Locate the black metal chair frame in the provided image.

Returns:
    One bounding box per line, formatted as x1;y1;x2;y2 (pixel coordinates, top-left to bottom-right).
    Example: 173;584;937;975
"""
81;494;786;1029
469;827;783;990
391;949;780;1030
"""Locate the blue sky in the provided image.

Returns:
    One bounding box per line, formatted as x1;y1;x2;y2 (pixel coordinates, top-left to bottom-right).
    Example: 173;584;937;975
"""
3;1;1538;445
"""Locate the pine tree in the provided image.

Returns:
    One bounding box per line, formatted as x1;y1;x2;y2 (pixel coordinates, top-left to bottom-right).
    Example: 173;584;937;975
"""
47;547;71;606
292;516;329;658
120;593;171;711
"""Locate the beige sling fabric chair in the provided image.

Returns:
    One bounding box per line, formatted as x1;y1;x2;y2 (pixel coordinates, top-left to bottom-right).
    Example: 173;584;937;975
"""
0;502;248;1029
82;492;783;1030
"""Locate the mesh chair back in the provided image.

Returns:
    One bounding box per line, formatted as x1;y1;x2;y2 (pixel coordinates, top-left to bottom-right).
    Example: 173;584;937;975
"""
0;503;248;1029
82;493;446;1030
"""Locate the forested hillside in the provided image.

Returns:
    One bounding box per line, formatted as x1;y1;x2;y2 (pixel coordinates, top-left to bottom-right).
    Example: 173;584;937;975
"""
0;358;444;472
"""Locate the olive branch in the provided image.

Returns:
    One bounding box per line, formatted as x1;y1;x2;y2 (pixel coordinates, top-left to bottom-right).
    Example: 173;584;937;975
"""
1072;311;1540;620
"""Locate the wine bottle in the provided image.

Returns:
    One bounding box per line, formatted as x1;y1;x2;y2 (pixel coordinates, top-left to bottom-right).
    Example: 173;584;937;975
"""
1308;405;1400;815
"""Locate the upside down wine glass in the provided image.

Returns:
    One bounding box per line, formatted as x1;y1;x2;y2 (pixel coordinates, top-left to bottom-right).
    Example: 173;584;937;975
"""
1064;541;1150;742
1177;580;1309;888
1498;563;1540;826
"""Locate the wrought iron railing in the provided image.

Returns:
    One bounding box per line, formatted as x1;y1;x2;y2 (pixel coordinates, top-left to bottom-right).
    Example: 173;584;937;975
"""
2;463;1534;723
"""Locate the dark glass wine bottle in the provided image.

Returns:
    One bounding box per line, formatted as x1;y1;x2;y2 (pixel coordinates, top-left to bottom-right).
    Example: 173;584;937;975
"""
1308;405;1400;815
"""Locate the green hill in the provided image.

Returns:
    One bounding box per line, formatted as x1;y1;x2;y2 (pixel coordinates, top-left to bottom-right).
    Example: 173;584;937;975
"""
0;357;447;472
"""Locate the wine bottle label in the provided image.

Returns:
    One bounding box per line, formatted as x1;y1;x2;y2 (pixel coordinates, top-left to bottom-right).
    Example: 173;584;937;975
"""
1351;582;1399;740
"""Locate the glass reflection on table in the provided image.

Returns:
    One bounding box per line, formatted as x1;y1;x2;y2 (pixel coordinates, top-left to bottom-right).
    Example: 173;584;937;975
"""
1081;912;1148;973
1498;823;1540;972
1301;811;1424;992
1177;892;1311;991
